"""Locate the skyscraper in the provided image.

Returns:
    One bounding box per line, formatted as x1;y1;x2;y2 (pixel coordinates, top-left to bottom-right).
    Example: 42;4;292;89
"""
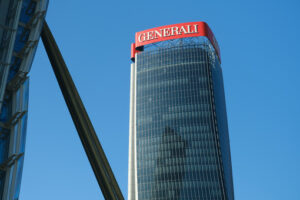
0;1;48;199
128;22;234;200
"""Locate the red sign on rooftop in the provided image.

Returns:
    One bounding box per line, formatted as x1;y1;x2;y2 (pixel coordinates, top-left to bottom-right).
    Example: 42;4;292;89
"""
134;22;221;62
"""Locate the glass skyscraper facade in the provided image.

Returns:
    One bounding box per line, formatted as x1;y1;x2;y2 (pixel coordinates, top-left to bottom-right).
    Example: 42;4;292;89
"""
129;22;234;200
0;1;48;199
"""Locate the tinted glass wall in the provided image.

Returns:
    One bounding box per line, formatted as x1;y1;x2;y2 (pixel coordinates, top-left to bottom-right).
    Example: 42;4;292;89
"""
132;40;234;200
0;0;48;199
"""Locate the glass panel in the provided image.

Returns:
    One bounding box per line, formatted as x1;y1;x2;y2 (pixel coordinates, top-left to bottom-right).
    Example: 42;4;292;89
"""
135;38;233;199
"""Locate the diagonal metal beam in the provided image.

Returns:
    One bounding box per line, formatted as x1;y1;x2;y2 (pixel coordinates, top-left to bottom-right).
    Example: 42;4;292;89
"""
40;21;124;200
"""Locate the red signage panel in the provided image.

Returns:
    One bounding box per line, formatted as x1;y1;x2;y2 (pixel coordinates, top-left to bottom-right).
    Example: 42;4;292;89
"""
134;22;220;61
131;43;141;61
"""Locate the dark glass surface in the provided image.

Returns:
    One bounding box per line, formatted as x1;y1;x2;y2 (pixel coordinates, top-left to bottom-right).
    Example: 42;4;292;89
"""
0;0;47;199
0;126;10;195
20;1;37;24
211;61;234;200
135;43;233;199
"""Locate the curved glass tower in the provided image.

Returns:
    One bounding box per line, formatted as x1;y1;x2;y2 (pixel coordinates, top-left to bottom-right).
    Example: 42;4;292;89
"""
129;22;234;200
0;1;48;199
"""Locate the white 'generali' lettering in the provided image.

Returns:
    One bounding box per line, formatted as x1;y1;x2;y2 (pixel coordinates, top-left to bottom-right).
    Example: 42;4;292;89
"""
138;24;199;43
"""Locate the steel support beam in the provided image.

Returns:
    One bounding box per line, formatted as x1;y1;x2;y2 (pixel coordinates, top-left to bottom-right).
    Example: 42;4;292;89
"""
41;21;124;200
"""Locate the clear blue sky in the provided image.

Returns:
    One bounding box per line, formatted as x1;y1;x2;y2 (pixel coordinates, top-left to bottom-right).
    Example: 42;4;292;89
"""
19;0;300;199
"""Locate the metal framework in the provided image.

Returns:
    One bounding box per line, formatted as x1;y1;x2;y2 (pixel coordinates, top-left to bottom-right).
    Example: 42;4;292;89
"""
41;21;124;200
